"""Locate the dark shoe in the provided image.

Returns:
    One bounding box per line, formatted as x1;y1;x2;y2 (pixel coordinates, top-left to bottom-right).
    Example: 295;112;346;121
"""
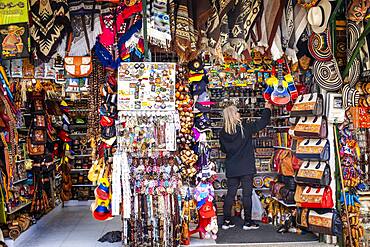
243;220;259;230
221;219;235;230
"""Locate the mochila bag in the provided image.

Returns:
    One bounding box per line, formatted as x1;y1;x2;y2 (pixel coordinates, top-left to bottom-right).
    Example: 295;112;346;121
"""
308;209;342;236
64;15;92;77
278;174;296;190
294;116;328;139
291;93;323;117
27;137;45;156
33;115;46;129
271;182;285;199
31;129;47;145
282;175;296;191
275;149;295;176
295;161;331;186
296;139;330;161
280;187;295;204
295;185;334;209
296;207;309;229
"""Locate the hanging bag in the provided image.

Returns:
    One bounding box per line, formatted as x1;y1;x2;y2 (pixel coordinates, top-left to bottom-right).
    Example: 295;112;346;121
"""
276;150;295;176
294;116;328;138
27;126;45;156
295;161;331;186
291;93;323;117
307;209;342;236
295;185;334;209
64;15;92;77
296;207;309;229
296;139;330;161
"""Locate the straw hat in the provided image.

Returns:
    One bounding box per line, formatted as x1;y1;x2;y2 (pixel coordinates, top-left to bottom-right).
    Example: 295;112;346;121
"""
307;0;331;33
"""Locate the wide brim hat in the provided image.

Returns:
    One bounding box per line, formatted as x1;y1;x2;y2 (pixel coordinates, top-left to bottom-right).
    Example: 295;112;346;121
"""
342;84;360;107
308;29;333;61
345;21;361;86
313;59;343;91
307;0;331;34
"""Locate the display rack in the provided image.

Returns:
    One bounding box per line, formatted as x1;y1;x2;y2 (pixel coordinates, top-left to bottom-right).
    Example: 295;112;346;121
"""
65;97;94;201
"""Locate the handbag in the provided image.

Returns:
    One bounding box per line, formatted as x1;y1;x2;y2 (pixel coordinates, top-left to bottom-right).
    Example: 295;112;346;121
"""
64;15;92;77
32;99;45;113
280;187;295;204
275;149;295;176
27;137;45;156
271;182;285;199
308;209;342;236
33;115;46;129
295;161;331;186
282;176;296;191
296;139;330;161
291;93;323;117
296;207;309;229
31;129;46;144
294;116;328;138
295;185;334;208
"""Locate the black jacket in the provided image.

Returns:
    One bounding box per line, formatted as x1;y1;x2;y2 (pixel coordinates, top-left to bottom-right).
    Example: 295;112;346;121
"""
219;109;271;178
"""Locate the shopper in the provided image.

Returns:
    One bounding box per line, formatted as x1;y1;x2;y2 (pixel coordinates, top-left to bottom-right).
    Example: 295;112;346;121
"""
219;102;272;230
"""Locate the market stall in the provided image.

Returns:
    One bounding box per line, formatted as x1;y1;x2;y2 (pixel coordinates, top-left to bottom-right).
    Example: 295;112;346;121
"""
0;0;369;246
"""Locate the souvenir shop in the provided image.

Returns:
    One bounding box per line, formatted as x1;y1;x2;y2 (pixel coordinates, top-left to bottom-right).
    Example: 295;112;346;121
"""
0;0;369;246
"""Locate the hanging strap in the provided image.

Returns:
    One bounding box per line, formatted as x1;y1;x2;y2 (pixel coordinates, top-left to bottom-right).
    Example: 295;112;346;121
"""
66;15;91;56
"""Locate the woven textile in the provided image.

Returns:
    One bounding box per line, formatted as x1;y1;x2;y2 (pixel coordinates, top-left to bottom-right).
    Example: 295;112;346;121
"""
30;0;71;62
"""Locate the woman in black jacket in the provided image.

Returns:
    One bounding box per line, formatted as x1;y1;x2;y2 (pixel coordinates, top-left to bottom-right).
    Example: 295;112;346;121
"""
220;102;272;230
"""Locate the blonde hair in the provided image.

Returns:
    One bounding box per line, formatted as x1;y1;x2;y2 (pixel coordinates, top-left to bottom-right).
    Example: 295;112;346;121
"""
223;105;244;137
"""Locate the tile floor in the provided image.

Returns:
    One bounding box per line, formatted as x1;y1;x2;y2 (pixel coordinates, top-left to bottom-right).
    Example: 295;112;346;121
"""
4;201;330;247
5;201;121;247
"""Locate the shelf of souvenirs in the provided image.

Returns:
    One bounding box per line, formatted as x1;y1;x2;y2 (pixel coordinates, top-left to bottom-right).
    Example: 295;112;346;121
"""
272;197;296;207
6;201;31;215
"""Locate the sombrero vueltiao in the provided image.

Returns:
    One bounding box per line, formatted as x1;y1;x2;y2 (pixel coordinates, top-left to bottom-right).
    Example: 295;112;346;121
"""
342;84;360;108
308;29;333;61
313;58;343;92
